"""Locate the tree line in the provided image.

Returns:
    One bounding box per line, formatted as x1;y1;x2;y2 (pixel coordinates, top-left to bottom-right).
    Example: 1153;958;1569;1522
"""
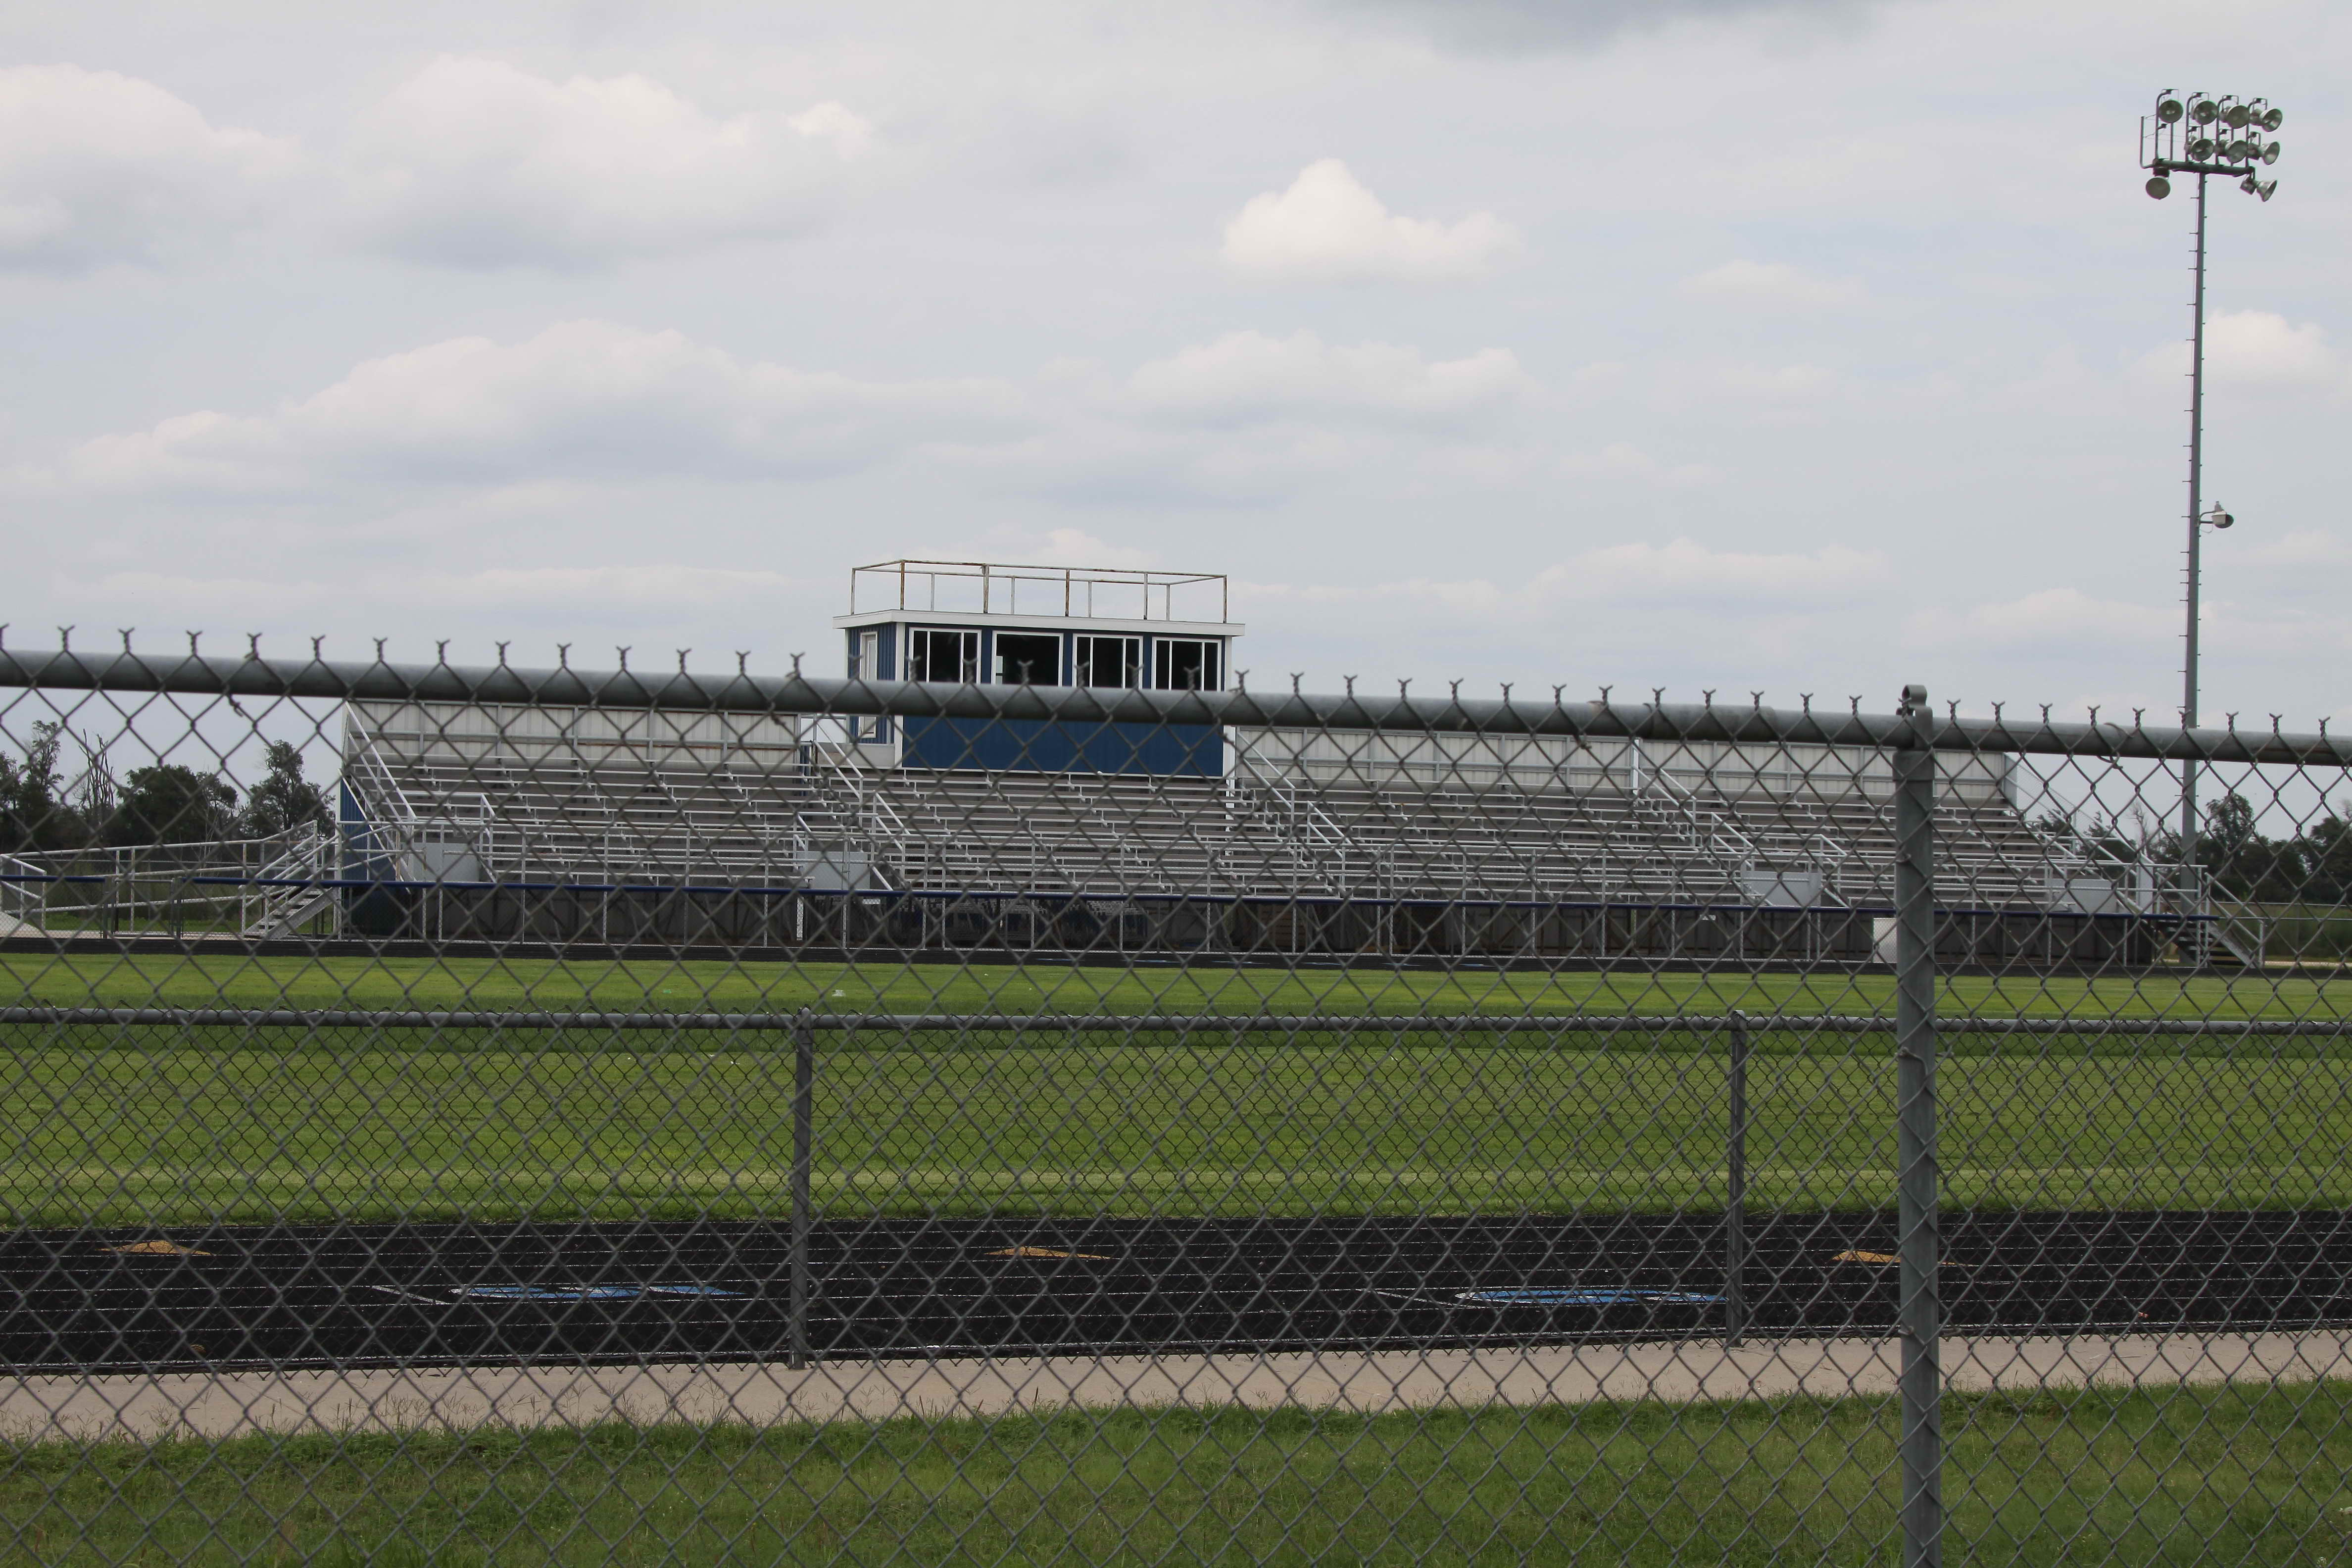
0;723;330;855
2038;790;2352;907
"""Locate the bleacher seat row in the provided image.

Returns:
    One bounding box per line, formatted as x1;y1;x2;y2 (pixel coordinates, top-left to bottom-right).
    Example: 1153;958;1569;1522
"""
342;704;2112;912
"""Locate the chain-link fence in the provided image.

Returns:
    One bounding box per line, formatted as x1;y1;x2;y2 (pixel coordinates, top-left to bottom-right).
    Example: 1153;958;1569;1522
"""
3;636;2351;1563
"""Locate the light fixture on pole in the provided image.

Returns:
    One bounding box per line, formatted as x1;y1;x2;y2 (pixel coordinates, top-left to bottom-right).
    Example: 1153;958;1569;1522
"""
2138;89;2280;952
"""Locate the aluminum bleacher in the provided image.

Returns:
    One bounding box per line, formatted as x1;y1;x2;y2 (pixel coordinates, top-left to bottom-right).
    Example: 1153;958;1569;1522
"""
332;696;2178;965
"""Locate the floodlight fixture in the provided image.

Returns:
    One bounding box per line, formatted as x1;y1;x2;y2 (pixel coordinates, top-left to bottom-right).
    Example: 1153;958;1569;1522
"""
2140;88;2282;198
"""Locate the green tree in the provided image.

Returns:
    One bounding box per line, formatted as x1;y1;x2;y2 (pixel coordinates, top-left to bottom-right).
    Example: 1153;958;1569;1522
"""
0;722;88;852
2030;809;2076;840
2297;808;2352;905
240;741;330;839
2198;791;2303;901
2205;792;2256;856
105;765;238;846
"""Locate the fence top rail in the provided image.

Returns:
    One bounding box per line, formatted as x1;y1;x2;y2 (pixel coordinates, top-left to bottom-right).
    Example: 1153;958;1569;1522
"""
5;1007;2349;1036
2;647;2346;766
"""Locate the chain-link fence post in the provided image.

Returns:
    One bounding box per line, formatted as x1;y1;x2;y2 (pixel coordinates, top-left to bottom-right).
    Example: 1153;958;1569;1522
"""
1725;1008;1749;1349
1893;683;1942;1568
789;1006;816;1371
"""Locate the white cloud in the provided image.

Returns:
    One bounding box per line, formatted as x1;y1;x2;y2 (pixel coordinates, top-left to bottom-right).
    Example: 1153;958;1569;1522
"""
926;526;1166;572
931;416;1401;506
0;65;299;274
2139;310;2340;390
1004;527;1162;571
348;57;878;267
1911;588;2173;649
27;322;1538;507
782;102;878;160
1220;159;1519;283
1245;538;1888;619
1680;258;1860;308
67;563;801;623
1127;330;1530;423
1330;0;1870;52
1558;441;1716;487
37;320;1018;495
908;329;1541;505
61;569;330;618
415;564;802;607
2205;605;2352;659
2207;311;2338;387
1531;538;1885;601
2250;530;2352;568
1704;362;1842;401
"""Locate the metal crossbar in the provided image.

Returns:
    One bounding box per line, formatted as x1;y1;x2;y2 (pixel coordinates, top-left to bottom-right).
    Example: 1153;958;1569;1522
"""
12;1008;2352;1036
7;645;2351;762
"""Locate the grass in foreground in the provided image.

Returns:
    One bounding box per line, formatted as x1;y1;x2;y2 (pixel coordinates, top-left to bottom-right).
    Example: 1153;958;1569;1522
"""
5;951;2348;1023
2;1385;2349;1565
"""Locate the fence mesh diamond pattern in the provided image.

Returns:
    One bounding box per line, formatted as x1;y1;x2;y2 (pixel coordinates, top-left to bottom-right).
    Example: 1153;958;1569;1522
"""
0;638;2349;1563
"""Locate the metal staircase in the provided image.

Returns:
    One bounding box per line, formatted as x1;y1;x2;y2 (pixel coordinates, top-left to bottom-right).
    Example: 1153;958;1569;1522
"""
240;826;338;937
2032;831;2266;969
0;852;44;936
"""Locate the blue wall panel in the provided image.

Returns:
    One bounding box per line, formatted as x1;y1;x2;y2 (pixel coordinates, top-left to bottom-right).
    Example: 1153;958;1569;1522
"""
901;717;1222;776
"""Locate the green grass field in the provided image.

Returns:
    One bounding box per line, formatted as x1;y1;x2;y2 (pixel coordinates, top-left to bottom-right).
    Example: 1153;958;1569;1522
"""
2;954;2350;1226
2;1034;2346;1225
5;950;2352;1021
4;1385;2349;1565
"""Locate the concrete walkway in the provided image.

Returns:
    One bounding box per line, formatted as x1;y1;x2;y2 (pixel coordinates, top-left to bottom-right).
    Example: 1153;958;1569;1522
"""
5;1331;2348;1443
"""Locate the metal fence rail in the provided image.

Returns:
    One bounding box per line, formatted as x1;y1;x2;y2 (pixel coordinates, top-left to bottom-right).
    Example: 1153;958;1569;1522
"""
13;1007;2352;1036
2;637;2350;1564
9;641;2352;762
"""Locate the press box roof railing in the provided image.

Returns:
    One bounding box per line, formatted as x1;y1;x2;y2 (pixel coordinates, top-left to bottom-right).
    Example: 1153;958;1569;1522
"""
848;560;1230;625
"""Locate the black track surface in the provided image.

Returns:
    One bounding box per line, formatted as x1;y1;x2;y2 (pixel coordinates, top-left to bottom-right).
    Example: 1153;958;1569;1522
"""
7;1211;2352;1374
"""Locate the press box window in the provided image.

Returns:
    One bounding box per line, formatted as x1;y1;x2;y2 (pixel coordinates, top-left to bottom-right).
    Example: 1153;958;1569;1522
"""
994;633;1062;686
847;630;884;741
1074;635;1142;687
905;628;979;682
1153;638;1221;691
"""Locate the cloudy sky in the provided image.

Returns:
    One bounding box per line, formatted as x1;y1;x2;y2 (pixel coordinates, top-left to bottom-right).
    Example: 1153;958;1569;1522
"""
1;0;2345;722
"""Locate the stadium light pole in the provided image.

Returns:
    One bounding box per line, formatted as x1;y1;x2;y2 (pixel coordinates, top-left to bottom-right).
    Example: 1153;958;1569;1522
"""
2139;89;2279;918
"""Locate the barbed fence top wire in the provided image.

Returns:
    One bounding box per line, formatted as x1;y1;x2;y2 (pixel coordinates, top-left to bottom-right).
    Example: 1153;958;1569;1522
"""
2;643;2344;766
